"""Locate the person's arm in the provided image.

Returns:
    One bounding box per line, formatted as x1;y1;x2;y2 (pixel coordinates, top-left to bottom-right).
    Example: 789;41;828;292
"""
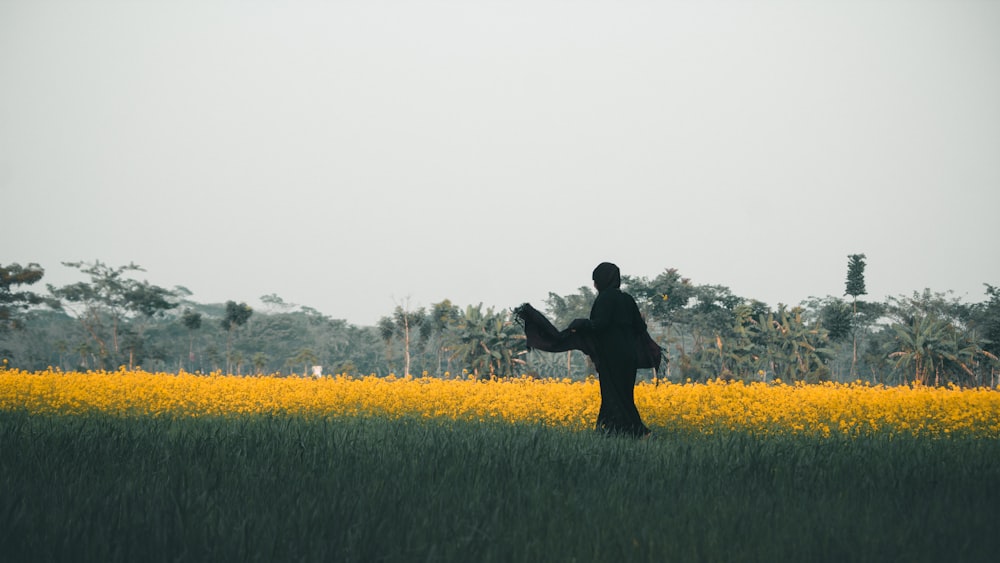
569;293;613;332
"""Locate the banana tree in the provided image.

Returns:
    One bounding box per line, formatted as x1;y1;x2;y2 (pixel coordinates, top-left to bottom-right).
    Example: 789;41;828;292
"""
749;309;787;379
723;303;762;379
444;304;526;378
926;324;998;386
750;305;833;382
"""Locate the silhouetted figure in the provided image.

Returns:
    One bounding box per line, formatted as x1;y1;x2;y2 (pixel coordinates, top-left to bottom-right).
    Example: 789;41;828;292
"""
516;262;659;438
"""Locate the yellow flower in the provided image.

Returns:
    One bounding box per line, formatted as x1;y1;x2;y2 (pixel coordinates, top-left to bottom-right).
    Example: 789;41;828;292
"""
1;367;998;439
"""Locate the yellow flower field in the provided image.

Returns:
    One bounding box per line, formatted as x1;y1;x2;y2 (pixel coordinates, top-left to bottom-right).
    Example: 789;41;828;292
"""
2;367;998;438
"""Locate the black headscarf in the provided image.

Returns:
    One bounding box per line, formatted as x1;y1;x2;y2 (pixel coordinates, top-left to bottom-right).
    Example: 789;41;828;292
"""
592;262;621;292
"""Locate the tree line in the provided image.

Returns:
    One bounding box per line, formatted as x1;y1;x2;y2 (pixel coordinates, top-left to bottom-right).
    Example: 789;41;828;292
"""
2;258;998;386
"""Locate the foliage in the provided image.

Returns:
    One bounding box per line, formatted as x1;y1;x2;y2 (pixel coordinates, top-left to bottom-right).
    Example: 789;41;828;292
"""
874;289;997;386
843;253;869;378
377;305;428;376
845;253;867;299
441;304;526;378
624;268;695;328
815;297;852;342
180;308;202;370
888;312;996;387
220;300;253;374
220;300;253;331
974;284;1000;360
46;261;176;368
425;299;462;375
0;263;48;333
543;286;595;327
285;348;319;376
181;308;202;331
5;259;999;387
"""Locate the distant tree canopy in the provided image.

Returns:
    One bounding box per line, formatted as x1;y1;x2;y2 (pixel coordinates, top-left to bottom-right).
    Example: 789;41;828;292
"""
1;263;47;331
221;301;253;332
2;259;998;387
44;261;176;369
980;284;1000;361
377;304;428;377
221;300;253;374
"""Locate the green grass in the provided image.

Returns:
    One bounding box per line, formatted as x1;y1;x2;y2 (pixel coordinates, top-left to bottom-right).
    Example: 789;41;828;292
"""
2;411;998;563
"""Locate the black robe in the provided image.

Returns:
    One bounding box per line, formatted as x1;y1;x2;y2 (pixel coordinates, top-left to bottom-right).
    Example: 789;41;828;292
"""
514;298;661;437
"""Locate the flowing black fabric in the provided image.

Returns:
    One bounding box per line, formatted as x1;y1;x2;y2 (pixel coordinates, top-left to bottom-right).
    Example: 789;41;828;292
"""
514;303;662;372
514;302;600;365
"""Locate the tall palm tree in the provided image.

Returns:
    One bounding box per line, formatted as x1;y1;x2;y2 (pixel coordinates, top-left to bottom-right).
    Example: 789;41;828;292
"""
181;308;202;371
377;305;427;377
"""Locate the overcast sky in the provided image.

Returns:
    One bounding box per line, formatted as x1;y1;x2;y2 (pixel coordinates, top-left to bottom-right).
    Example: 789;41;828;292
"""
2;0;998;326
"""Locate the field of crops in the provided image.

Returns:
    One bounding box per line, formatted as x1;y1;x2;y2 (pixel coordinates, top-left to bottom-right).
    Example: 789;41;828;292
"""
3;367;999;438
3;368;1000;562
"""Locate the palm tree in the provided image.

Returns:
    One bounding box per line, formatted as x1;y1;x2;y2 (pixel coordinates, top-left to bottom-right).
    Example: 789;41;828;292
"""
251;352;269;375
181;308;202;371
428;300;461;376
286;348;318;377
750;305;832;382
377;305;427;376
749;309;783;379
726;303;763;379
933;327;998;386
221;301;252;374
889;315;948;385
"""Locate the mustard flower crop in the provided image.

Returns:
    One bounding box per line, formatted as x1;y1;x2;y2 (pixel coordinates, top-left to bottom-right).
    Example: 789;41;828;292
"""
2;368;998;439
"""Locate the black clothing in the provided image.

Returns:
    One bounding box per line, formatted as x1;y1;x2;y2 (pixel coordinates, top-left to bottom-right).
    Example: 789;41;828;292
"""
515;274;659;437
515;303;598;358
514;303;662;372
571;287;652;437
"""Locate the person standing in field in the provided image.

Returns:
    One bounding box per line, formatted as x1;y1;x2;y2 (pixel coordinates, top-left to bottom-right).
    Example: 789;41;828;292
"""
569;262;652;438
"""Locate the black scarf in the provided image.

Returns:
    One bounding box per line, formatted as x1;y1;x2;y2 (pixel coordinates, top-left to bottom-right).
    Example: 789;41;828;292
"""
513;303;664;372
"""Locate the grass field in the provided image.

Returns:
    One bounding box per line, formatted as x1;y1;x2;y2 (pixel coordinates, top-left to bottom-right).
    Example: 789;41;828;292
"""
2;411;999;563
2;369;999;562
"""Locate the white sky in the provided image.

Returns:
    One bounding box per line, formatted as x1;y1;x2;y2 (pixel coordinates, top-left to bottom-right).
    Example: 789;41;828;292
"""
2;0;998;326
